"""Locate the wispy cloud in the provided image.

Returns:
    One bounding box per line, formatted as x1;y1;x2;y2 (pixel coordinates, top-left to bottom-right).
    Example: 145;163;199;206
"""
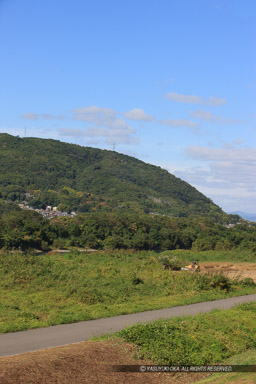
246;83;256;88
73;106;126;128
21;113;39;120
185;146;256;164
161;118;199;130
53;105;141;145
191;110;242;124
123;108;154;122
58;126;139;145
41;114;65;120
165;92;227;106
21;113;65;120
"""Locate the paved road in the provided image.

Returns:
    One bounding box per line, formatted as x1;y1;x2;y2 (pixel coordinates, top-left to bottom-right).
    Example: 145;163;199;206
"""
1;294;256;358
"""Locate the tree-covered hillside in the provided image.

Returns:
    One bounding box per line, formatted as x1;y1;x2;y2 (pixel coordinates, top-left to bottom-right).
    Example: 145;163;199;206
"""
0;133;225;219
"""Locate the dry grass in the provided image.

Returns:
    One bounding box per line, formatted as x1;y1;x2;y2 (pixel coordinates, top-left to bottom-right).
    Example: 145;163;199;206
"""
0;340;209;384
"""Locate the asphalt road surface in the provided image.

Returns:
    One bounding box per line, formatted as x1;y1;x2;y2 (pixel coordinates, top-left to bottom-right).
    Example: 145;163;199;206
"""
1;293;256;357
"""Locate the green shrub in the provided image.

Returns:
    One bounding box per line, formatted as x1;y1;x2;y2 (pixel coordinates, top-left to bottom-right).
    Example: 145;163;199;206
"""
209;273;231;291
158;255;182;270
195;273;212;290
241;277;255;287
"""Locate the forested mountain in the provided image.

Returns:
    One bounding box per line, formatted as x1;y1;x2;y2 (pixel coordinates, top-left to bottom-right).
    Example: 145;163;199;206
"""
0;133;226;219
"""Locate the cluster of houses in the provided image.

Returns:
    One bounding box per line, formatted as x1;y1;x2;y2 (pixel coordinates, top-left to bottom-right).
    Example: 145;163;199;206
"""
223;223;236;228
18;202;77;219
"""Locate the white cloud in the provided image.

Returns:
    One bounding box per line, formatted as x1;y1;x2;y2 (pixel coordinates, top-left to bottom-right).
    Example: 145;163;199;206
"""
191;110;242;124
185;146;256;164
171;145;256;212
165;92;227;106
189;184;256;213
70;105;139;145
123;108;154;122
73;106;127;129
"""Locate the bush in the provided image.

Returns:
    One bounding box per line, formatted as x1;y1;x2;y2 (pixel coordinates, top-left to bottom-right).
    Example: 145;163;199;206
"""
158;255;182;270
52;238;68;249
209;273;231;291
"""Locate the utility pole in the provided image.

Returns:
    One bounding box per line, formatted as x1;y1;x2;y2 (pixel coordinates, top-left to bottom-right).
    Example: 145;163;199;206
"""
113;142;116;151
24;126;27;137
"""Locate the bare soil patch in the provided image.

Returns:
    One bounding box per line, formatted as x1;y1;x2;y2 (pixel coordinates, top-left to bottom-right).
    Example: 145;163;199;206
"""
0;340;209;384
46;248;97;255
200;262;256;282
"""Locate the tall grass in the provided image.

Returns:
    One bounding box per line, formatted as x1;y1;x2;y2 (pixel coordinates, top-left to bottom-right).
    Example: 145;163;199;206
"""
0;250;255;333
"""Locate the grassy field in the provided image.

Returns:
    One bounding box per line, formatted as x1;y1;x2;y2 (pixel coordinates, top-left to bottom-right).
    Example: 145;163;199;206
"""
194;349;256;383
115;302;256;365
1;250;256;333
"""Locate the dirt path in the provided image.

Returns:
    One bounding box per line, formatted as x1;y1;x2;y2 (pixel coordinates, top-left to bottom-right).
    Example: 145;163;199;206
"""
200;262;256;282
1;294;256;358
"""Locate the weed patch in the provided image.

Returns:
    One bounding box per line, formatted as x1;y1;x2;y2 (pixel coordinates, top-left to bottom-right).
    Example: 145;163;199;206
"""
117;302;256;365
1;250;256;332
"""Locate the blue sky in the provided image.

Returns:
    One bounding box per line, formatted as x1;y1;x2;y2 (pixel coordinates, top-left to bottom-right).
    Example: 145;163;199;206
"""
1;0;255;213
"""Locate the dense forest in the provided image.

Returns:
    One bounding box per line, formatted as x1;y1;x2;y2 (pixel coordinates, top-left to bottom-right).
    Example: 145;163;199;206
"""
1;133;251;253
0;133;227;219
0;210;255;252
